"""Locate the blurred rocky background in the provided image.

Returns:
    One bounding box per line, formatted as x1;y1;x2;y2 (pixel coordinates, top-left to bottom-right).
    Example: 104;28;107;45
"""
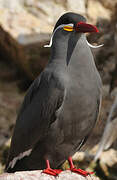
0;0;117;179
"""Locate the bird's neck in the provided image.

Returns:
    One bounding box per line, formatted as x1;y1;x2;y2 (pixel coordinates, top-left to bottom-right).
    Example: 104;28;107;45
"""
49;39;69;66
48;33;95;73
48;32;82;67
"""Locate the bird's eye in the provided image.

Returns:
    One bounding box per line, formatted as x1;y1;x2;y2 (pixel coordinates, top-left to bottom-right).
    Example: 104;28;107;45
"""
63;24;74;32
44;23;74;48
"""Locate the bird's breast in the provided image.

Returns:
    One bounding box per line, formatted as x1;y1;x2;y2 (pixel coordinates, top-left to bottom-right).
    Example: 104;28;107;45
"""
56;69;101;143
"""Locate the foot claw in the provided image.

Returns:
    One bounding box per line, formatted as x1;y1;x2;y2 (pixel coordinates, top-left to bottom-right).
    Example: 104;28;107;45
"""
70;168;94;177
43;168;62;176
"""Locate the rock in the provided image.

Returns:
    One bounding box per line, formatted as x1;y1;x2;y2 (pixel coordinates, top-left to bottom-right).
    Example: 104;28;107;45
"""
0;170;100;180
95;149;117;179
0;80;24;172
94;95;117;161
0;8;52;39
87;5;115;85
99;149;117;167
0;8;52;79
87;0;111;23
0;0;23;10
109;5;117;91
67;0;86;15
99;0;117;11
0;81;23;147
23;0;86;26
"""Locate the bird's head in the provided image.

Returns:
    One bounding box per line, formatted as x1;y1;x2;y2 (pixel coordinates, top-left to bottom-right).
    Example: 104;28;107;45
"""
44;12;103;48
54;12;98;33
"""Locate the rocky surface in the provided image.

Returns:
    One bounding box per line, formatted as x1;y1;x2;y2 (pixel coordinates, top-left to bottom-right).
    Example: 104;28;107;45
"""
0;170;100;180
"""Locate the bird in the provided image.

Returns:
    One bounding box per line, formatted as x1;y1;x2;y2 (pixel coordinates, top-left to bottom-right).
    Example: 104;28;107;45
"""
5;12;102;176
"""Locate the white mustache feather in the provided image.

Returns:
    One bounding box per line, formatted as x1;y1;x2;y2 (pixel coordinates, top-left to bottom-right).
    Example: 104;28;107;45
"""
86;39;104;48
44;23;104;49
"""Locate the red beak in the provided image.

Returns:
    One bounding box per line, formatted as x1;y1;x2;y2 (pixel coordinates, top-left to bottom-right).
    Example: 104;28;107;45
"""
75;22;99;33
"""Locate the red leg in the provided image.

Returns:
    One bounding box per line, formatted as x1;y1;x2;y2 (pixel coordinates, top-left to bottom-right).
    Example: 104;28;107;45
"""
68;157;94;177
42;160;62;176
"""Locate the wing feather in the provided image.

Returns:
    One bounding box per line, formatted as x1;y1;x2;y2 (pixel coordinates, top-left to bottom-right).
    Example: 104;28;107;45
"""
6;71;64;169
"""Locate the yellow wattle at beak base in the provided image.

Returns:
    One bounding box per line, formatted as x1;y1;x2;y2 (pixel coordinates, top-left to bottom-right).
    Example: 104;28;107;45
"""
63;25;73;32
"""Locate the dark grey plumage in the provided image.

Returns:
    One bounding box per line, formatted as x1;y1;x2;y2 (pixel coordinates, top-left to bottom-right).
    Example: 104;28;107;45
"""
6;12;102;172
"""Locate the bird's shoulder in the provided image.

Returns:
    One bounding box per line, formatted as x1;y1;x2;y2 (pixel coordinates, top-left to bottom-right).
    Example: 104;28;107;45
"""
19;69;65;115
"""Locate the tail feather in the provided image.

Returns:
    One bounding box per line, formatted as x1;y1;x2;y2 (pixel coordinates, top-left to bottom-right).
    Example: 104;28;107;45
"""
6;142;46;173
